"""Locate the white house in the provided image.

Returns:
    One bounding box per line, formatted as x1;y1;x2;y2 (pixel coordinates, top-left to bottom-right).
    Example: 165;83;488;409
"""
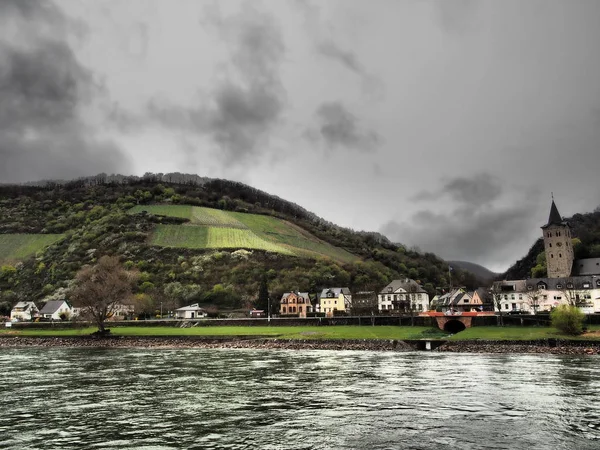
492;277;600;314
10;301;39;321
39;300;72;320
378;279;429;312
175;303;207;319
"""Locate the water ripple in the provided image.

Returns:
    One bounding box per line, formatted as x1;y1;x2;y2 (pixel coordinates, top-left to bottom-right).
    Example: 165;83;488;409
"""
0;349;599;449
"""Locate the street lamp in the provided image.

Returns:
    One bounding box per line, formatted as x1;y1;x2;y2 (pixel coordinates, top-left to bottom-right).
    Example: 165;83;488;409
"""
267;297;271;324
160;302;163;319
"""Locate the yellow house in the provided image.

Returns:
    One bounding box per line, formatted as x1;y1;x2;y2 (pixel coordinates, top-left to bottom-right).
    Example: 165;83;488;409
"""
318;287;352;317
279;292;312;318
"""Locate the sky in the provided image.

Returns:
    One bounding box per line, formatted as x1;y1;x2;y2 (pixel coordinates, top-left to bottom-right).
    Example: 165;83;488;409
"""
1;0;599;272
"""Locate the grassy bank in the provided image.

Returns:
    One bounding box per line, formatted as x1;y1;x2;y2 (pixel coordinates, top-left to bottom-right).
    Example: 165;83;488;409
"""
2;326;446;340
3;325;599;341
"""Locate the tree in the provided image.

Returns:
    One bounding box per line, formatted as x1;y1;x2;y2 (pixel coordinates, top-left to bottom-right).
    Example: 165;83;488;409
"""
255;274;270;313
70;256;139;334
490;283;505;326
525;286;542;314
559;278;591;308
551;305;585;335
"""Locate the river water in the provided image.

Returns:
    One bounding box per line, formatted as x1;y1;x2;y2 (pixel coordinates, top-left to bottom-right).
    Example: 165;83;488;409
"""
0;349;598;449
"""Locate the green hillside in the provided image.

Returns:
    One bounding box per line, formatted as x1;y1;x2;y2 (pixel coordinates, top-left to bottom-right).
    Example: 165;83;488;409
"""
0;234;65;263
130;205;357;263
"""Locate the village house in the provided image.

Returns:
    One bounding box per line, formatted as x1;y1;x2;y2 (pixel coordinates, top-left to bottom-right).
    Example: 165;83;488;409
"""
279;292;312;317
39;300;72;321
10;301;39;321
351;291;378;315
319;288;352;317
430;288;480;313
174;303;207;319
378;279;429;313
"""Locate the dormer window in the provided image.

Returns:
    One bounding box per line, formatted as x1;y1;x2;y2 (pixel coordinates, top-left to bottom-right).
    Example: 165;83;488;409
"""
596;280;600;287
388;287;392;293
527;286;533;290
583;283;590;288
556;284;562;289
566;283;573;289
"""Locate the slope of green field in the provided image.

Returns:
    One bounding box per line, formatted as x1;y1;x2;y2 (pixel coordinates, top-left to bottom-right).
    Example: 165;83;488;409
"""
192;207;246;228
135;205;357;262
0;234;65;263
151;225;208;248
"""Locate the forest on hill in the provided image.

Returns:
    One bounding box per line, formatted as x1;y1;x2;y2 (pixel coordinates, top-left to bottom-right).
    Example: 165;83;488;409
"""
503;208;600;280
0;173;481;316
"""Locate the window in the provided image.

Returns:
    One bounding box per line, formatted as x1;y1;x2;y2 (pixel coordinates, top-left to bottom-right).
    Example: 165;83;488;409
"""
559;253;562;258
282;306;287;313
299;306;302;312
583;283;590;288
511;294;515;300
566;283;573;289
519;294;523;300
393;295;397;301
504;304;509;310
543;295;548;300
464;298;469;303
504;294;508;300
556;284;562;289
388;287;392;293
549;243;552;247
527;286;533;291
551;254;554;258
512;303;517;310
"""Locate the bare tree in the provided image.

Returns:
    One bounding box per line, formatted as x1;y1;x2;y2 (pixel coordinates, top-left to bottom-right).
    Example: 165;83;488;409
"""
70;256;139;334
525;286;542;314
490;283;505;326
559;278;591;308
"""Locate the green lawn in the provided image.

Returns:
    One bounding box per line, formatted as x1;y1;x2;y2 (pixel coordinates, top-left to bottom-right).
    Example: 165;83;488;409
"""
3;325;600;340
1;326;447;340
0;234;65;263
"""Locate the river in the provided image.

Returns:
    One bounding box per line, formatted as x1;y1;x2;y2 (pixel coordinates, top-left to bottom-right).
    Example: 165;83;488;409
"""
0;348;598;449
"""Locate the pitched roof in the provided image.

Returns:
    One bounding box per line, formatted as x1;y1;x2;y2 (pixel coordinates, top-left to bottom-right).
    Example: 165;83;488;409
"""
541;199;569;229
573;258;600;276
319;287;351;298
11;301;37;311
39;300;68;315
379;279;427;294
175;303;206;311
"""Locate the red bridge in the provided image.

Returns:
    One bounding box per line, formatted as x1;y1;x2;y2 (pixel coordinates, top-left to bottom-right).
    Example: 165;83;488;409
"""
426;311;495;333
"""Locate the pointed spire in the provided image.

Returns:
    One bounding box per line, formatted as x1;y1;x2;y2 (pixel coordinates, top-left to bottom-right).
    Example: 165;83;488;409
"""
542;196;567;228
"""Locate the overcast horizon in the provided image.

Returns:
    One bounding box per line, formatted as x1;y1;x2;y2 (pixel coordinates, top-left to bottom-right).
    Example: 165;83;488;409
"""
1;0;599;272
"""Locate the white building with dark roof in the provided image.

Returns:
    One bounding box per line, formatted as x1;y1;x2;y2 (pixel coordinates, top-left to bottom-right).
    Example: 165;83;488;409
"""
378;279;429;312
39;300;72;320
10;301;39;321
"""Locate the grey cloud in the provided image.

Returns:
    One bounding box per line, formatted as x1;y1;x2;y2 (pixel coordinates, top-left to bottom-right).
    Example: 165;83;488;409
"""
307;101;380;152
435;0;479;34
317;40;364;75
0;0;130;183
413;175;502;206
147;5;286;165
383;177;544;271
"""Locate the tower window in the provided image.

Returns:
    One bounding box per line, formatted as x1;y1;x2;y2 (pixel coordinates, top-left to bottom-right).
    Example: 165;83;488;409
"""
551;254;554;258
549;243;552;247
559;253;562;258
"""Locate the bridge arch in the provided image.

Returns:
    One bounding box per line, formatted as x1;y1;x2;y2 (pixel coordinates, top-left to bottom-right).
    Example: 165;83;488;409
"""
443;319;466;334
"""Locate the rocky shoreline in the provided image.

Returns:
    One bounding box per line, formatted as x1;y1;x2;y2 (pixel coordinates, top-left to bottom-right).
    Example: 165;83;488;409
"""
0;336;599;354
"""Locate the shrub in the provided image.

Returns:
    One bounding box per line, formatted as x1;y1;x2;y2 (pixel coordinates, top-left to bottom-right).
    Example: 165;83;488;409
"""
551;305;585;335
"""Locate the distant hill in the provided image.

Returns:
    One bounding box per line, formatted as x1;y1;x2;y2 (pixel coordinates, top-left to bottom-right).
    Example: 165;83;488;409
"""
0;173;481;315
448;260;499;285
503;208;600;280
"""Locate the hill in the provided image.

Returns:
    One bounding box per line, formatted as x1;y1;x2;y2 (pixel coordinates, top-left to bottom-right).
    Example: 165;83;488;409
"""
0;173;480;316
447;260;499;284
503;208;600;280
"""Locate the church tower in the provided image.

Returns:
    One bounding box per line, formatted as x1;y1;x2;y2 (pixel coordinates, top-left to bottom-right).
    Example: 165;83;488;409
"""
541;198;574;278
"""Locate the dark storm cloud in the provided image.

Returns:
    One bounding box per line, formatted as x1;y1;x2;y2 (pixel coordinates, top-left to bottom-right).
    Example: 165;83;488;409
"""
0;0;131;183
382;175;544;271
147;5;286;165
412;175;502;205
306;101;380;152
